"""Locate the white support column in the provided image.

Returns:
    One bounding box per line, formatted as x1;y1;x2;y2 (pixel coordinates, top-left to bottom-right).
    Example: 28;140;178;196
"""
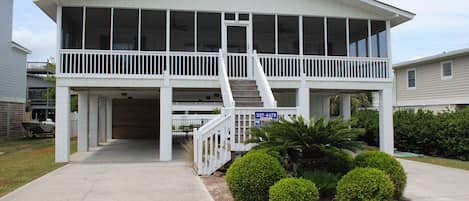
297;87;310;121
160;86;173;161
89;95;99;148
78;91;89;152
106;98;113;141
55;86;70;162
341;94;351;120
98;97;107;143
379;88;394;155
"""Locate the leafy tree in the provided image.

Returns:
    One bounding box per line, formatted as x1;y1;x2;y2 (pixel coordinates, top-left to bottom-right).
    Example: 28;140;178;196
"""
44;62;78;112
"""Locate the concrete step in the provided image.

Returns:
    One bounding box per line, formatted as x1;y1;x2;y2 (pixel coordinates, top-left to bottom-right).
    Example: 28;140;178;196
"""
232;90;260;97
229;80;257;85
233;97;262;102
235;101;263;107
231;85;258;91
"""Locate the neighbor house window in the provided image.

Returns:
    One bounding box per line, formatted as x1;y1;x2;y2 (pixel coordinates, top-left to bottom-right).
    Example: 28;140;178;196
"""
303;16;324;55
349;19;368;57
371;20;387;58
407;69;416;89
62;7;83;49
113;9;139;50
327;18;347;56
141;10;166;51
85;8;111;50
171;11;195;51
197;12;221;52
253;15;275;54
441;61;453;79
278;16;299;54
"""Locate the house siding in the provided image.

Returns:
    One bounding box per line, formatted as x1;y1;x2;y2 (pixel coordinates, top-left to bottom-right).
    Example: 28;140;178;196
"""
395;55;469;107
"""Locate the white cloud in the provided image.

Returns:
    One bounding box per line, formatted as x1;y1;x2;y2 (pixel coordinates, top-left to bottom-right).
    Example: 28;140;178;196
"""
12;26;56;62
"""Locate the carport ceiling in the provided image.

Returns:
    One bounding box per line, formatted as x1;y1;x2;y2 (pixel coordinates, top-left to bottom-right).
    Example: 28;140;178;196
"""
75;88;160;99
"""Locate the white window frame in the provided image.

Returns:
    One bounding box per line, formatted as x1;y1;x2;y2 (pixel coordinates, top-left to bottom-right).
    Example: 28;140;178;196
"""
407;68;416;90
441;60;453;80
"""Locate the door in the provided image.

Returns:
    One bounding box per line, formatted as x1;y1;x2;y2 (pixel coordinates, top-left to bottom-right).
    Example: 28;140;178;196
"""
224;24;251;79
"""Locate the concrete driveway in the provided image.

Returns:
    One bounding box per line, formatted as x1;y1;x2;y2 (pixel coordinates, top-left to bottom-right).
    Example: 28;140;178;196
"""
0;140;213;201
401;159;469;201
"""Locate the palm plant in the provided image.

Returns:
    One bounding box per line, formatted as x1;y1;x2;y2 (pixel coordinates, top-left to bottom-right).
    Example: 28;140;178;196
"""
246;117;365;174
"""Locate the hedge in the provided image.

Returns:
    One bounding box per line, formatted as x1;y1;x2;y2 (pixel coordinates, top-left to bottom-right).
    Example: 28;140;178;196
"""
269;178;319;201
352;109;469;161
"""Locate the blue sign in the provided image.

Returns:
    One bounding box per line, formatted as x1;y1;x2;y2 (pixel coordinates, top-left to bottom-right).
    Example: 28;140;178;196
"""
255;112;278;127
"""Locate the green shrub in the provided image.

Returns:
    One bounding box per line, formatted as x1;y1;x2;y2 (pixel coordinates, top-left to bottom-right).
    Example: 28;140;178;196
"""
269;178;319;201
302;170;339;198
354;151;407;199
226;152;287;201
336;168;394;201
352;110;379;146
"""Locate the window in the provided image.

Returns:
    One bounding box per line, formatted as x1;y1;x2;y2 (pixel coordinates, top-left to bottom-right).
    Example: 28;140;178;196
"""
349;19;368;57
141;10;166;51
327;18;347;56
171;11;195;52
239;14;250;21
253;15;275;53
113;9;139;50
407;69;416;89
371;20;387;58
62;7;83;49
85;8;111;50
303;16;324;55
197;12;221;52
441;61;453;79
278;15;299;54
225;13;235;21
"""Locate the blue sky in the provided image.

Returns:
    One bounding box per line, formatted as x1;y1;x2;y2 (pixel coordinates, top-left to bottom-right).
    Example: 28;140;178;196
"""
12;0;469;63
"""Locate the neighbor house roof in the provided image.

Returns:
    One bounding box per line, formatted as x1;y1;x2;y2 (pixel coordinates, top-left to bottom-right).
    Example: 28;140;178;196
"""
394;48;469;69
11;41;32;54
34;0;415;27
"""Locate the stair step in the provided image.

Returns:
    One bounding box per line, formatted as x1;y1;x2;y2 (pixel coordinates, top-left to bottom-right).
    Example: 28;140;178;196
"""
229;80;257;85
235;101;263;107
231;86;258;90
233;97;262;102
232;90;260;97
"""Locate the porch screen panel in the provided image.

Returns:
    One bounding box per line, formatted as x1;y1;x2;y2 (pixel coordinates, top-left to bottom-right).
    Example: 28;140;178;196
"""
371;20;387;58
197;12;221;52
349;19;368;57
327;18;347;56
303;16;324;55
62;7;83;49
141;10;166;51
278;16;299;54
85;8;111;50
253;15;275;53
113;9;138;50
171;11;195;52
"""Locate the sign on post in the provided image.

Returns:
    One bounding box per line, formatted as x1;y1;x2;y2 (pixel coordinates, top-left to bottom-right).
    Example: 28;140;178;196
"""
255;112;278;127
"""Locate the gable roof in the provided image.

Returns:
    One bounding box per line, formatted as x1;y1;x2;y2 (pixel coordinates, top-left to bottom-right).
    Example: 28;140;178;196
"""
394;48;469;69
34;0;414;27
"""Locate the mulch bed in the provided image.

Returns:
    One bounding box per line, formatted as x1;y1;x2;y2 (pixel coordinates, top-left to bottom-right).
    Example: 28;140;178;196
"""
201;172;234;201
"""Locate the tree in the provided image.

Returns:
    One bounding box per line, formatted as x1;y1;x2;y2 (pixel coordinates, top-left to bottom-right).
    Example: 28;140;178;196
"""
44;62;78;112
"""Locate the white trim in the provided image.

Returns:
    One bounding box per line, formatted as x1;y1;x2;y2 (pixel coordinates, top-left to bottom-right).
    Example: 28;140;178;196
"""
0;96;26;103
194;11;198;52
346;18;349;57
11;42;31;54
324;17;328;56
275;14;278;55
110;8;114;50
406;68;416;90
367;19;372;57
138;8;142;51
440;60;453;80
82;7;86;49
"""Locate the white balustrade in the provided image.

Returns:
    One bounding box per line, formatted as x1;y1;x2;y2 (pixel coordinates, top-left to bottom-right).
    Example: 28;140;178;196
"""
169;52;219;78
258;54;301;79
253;51;277;107
219;50;236;108
226;53;249;79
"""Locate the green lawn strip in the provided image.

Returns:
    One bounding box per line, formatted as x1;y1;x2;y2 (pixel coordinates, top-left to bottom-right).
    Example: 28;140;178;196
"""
400;156;469;171
0;138;77;197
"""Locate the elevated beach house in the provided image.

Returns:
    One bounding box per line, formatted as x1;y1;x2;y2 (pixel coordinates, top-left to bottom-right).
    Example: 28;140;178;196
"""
34;0;414;175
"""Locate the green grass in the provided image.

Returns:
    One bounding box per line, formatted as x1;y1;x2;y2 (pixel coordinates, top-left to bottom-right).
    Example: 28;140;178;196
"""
401;156;469;171
0;137;77;197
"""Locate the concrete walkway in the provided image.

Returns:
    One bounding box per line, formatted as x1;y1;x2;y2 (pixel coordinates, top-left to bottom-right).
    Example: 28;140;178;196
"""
0;139;213;201
401;159;469;201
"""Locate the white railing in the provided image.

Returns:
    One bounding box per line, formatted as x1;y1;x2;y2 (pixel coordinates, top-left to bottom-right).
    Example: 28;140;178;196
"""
172;114;218;136
231;107;299;151
59;49;390;81
219;50;235;108
253;51;277;107
226;53;249;79
194;113;232;175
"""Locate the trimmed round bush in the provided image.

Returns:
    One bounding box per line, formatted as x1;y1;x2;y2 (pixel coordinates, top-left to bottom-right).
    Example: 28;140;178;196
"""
336;168;394;201
354;151;407;199
226;152;287;201
269;178;319;201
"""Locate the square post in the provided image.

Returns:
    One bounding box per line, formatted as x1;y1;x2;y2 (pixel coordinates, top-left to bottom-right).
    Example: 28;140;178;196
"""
78;91;89;152
379;87;394;155
106;98;113;141
89;95;99;147
55;86;70;162
297;87;310;121
160;86;173;161
341;94;351;120
98;97;107;143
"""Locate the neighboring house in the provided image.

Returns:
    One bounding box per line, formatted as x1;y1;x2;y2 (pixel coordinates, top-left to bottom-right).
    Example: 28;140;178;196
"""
0;0;32;137
34;0;414;174
26;62;55;121
394;48;469;113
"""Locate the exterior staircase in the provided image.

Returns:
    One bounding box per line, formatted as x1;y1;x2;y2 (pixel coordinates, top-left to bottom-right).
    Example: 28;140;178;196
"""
230;80;263;107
